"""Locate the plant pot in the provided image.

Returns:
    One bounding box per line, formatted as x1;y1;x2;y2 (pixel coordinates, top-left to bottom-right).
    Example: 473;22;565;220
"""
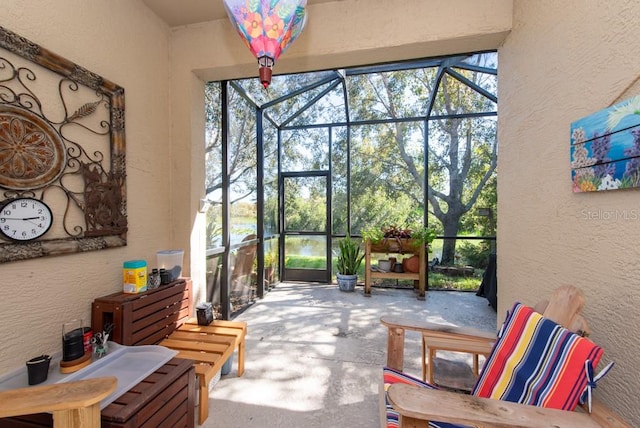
336;273;357;292
402;255;421;273
26;355;51;385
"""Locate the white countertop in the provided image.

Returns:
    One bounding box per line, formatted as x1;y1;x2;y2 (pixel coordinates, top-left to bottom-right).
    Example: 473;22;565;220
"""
0;342;177;410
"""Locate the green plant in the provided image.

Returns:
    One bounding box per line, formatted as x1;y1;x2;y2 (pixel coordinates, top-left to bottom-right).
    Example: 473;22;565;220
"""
336;235;365;275
410;226;437;250
362;223;436;252
264;249;278;267
457;240;491;268
360;225;384;244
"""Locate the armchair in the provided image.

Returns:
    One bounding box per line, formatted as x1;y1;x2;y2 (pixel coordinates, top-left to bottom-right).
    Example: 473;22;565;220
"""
380;286;630;428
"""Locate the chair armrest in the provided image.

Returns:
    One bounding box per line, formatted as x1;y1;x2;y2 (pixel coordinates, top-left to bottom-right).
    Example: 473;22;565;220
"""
0;376;117;417
387;383;602;428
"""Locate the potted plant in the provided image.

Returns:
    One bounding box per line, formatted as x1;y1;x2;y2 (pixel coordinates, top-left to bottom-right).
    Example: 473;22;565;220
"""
362;224;436;254
336;235;365;292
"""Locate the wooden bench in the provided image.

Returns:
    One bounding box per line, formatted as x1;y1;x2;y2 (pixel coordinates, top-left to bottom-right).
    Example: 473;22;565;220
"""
91;280;248;425
159;319;247;425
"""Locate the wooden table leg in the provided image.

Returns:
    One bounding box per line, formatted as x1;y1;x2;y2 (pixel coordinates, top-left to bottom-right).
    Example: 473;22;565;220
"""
237;336;245;377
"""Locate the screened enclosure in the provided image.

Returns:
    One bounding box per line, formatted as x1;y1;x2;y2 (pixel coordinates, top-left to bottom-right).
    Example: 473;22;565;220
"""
205;52;498;319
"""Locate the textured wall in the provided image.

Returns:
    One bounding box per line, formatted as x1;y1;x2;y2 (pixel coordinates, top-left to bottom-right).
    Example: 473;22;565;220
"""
498;1;640;424
0;1;173;373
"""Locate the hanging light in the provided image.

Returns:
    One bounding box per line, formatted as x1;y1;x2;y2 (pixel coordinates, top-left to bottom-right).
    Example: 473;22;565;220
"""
224;0;307;89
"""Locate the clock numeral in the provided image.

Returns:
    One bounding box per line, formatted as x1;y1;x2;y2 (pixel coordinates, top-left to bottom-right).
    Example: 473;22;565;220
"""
2;209;10;216
20;201;28;208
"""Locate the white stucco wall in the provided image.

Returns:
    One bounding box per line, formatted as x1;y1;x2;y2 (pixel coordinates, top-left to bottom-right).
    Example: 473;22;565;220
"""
498;1;640;423
0;1;173;373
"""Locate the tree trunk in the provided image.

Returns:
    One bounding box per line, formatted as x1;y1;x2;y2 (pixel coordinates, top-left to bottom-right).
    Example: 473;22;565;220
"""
440;216;461;265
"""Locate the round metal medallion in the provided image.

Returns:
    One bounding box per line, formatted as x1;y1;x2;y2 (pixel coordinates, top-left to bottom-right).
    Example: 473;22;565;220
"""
0;105;66;190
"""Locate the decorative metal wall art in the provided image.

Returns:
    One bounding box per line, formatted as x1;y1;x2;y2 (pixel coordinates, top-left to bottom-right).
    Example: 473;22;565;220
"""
0;25;127;262
571;94;640;192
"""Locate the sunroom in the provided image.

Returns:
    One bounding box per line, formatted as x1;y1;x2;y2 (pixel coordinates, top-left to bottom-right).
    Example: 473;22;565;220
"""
0;1;638;426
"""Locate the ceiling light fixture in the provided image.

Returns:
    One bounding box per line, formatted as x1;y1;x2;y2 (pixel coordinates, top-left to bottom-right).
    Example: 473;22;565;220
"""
224;0;307;89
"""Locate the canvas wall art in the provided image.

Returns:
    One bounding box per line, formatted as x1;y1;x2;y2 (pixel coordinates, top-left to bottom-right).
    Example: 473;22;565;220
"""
571;94;640;192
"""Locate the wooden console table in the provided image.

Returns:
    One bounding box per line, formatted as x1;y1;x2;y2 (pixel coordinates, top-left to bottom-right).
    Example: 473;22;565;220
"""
364;239;426;299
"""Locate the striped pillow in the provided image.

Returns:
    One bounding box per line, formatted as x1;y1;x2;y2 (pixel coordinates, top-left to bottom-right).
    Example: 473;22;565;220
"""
471;302;603;410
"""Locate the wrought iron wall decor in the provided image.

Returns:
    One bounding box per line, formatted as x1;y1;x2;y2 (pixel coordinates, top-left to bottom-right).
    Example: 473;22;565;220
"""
0;25;127;262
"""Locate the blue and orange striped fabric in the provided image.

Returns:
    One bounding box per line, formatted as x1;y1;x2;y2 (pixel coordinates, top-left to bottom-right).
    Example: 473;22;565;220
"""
471;302;603;410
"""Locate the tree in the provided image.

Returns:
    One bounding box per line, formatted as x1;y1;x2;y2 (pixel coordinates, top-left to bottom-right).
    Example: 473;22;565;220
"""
205;56;498;264
347;59;497;264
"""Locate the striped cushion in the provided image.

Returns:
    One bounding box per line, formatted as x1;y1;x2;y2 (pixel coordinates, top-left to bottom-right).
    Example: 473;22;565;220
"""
471;302;603;410
382;366;467;428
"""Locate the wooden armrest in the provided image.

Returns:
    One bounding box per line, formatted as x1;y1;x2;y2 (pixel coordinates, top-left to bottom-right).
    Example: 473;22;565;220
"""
381;315;495;341
0;376;117;417
387;383;602;428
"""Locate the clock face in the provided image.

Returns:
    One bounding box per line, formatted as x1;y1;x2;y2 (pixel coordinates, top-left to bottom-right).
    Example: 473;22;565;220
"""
0;198;53;241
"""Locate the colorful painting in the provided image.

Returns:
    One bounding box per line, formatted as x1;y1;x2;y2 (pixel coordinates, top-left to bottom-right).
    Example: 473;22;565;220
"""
571;95;640;192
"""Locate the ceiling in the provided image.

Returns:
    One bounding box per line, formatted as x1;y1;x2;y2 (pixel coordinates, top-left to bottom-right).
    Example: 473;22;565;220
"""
142;0;337;28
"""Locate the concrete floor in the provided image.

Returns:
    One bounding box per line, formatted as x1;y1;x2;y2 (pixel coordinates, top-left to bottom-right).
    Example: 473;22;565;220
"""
202;283;497;428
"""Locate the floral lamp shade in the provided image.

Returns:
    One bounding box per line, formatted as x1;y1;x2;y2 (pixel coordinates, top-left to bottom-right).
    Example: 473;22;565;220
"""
224;0;307;88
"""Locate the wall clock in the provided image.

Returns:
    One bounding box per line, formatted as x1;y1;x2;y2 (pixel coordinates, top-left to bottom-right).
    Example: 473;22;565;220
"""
0;198;53;241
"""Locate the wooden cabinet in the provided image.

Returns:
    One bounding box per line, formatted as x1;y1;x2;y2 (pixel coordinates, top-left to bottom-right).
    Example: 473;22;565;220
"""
0;358;195;428
91;278;192;346
364;239;426;300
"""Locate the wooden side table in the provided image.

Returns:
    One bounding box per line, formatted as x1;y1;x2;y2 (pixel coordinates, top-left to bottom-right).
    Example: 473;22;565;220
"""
421;335;493;392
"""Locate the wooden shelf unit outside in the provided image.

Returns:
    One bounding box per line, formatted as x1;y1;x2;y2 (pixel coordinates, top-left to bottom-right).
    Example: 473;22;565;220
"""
364;239;426;300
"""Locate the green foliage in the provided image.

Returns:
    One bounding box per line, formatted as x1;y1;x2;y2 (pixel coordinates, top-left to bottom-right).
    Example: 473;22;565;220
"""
360;225;384;244
205;59;498;263
410;226;437;248
457;240;491;269
428;272;481;291
336;235;364;275
361;223;436;249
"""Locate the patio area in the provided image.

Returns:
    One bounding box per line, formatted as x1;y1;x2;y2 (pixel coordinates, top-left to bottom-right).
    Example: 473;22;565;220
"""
204;283;496;427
